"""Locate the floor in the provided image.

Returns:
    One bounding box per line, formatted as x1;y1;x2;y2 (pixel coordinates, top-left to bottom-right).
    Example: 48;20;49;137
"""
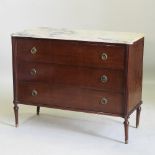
0;79;155;155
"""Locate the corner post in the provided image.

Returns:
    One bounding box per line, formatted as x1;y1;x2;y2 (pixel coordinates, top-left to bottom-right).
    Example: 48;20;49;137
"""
37;106;40;115
136;106;141;128
124;117;129;144
13;101;19;127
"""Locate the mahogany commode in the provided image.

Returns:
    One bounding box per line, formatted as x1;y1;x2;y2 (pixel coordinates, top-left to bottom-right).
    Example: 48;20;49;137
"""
12;28;144;144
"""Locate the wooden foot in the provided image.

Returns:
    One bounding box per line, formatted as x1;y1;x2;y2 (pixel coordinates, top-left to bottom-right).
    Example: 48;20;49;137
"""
136;106;141;128
124;117;129;144
37;106;40;115
14;104;19;127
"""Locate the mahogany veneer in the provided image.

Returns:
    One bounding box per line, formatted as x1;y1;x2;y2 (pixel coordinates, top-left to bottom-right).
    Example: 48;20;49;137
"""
12;32;144;144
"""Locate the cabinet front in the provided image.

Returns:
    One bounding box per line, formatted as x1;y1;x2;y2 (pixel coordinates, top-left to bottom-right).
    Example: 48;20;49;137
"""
14;38;125;116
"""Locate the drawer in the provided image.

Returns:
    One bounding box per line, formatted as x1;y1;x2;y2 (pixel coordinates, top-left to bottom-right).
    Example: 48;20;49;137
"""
16;38;125;69
17;82;124;115
17;62;124;93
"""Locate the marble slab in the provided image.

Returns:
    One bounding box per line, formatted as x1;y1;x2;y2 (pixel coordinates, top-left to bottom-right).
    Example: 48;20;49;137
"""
12;27;144;44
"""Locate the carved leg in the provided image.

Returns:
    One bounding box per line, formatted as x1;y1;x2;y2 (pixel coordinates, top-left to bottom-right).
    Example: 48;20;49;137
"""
136;106;141;128
124;117;129;144
37;106;40;115
14;104;19;127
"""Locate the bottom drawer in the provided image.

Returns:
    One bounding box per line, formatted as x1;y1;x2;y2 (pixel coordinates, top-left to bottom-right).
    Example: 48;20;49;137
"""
16;82;124;115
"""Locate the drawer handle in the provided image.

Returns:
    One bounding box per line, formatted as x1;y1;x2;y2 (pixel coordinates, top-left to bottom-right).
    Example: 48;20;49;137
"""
30;68;37;76
32;90;38;96
101;53;108;60
101;75;108;83
31;47;37;55
100;97;108;105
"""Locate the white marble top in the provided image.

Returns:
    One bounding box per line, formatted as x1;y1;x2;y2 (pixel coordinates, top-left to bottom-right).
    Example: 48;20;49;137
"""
12;27;144;44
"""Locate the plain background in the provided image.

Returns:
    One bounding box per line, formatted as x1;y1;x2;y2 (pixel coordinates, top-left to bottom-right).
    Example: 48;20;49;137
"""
0;0;155;155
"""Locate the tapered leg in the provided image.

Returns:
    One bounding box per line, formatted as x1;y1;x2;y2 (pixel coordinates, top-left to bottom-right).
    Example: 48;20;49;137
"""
14;104;19;127
37;106;40;115
124;117;129;144
136;106;141;128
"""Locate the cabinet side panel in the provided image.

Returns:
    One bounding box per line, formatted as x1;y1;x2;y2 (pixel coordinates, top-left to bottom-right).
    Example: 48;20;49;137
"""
127;38;144;113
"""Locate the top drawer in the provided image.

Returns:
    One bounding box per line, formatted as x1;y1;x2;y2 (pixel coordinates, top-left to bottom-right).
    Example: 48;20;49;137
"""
15;38;125;69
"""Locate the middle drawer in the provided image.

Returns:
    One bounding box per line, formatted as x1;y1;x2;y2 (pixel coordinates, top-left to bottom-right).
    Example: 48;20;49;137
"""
17;62;124;93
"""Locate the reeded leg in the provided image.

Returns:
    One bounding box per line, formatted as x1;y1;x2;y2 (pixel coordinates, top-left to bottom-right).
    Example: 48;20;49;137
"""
124;117;129;144
136;106;141;128
14;104;19;127
37;106;40;115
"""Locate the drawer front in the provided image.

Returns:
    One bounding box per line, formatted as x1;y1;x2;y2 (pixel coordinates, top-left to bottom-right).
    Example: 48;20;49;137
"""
17;62;124;92
16;38;125;69
17;82;124;115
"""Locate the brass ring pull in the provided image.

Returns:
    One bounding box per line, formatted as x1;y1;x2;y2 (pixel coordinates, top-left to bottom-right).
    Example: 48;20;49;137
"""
101;75;108;83
30;68;37;76
100;97;108;105
32;90;38;96
31;47;37;55
101;53;108;60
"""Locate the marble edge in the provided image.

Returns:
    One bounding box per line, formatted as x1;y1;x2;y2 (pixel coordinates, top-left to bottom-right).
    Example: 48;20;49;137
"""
11;28;144;45
11;35;144;44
